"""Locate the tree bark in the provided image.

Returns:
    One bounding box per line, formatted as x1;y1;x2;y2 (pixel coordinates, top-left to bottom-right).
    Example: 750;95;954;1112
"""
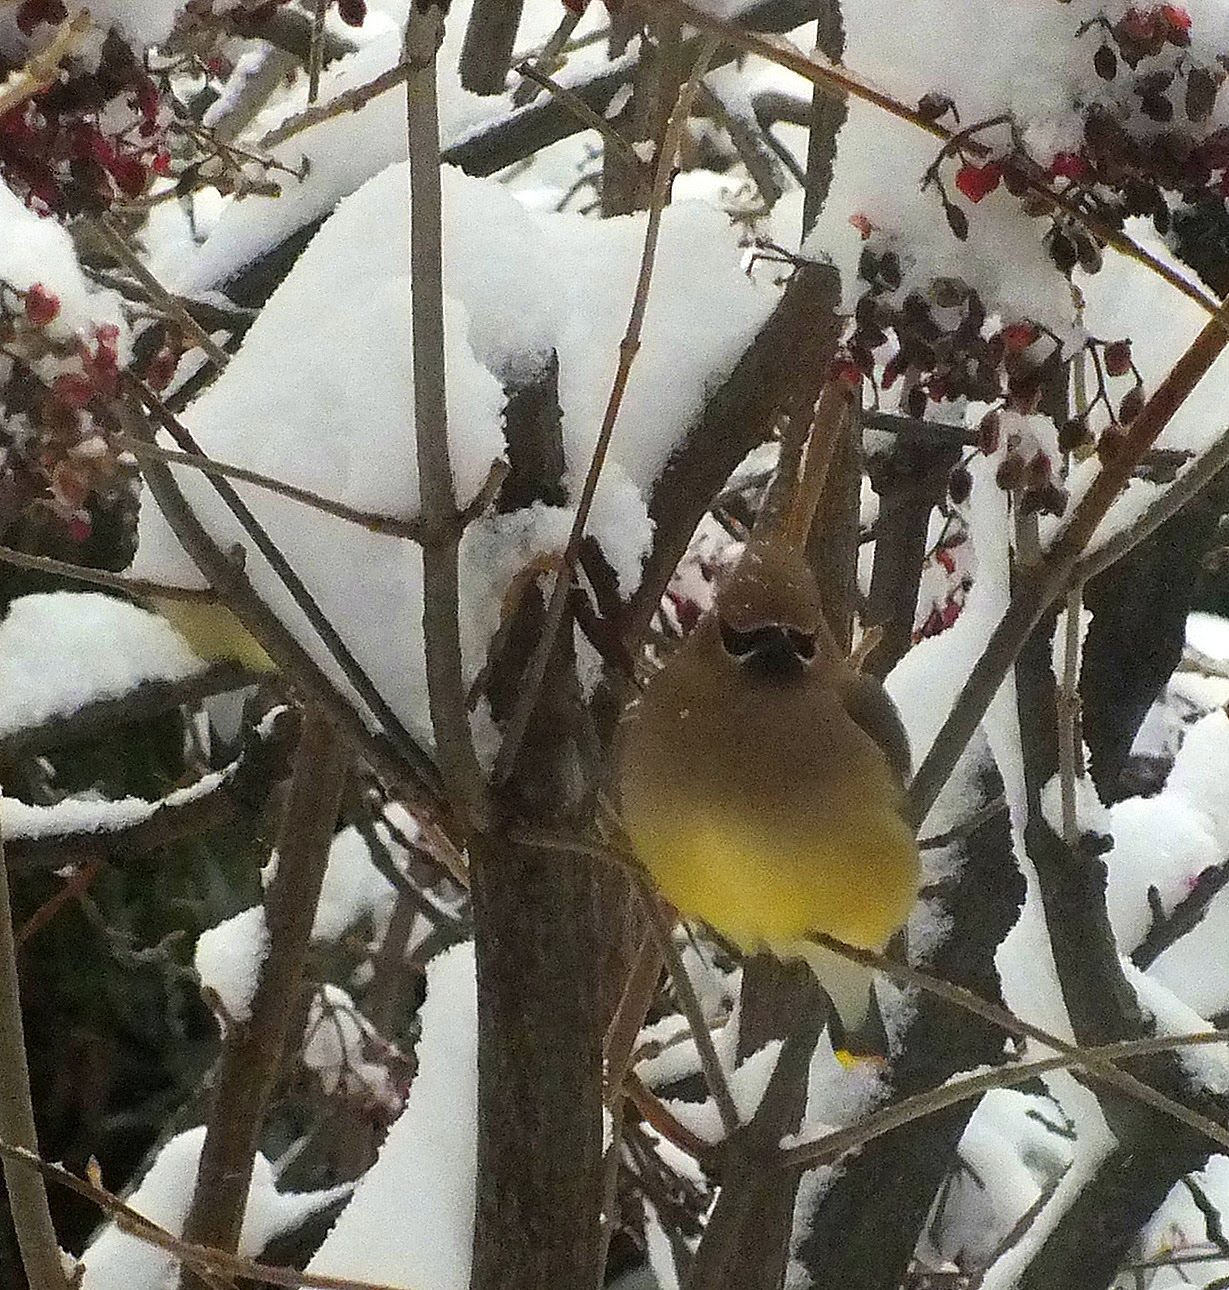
179;708;349;1289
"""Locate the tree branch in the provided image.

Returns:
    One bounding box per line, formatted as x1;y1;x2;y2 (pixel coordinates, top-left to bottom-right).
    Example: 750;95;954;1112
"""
0;818;68;1290
406;1;487;830
178;707;350;1290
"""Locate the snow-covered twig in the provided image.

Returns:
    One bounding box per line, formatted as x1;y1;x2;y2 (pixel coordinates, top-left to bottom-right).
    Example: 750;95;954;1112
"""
406;2;487;830
0;543;216;603
120;437;508;543
132;386;444;798
779;1029;1229;1171
0;824;69;1290
813;935;1229;1155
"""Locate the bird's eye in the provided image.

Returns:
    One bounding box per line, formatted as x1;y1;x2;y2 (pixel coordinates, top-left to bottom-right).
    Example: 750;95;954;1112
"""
719;622;760;658
719;622;817;663
788;629;817;660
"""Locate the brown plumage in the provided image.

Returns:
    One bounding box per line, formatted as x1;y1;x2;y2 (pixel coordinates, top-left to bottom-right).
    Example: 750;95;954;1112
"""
618;384;920;1033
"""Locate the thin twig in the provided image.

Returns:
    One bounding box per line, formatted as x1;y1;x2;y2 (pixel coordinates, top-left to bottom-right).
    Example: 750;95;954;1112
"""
511;8;582;106
642;892;741;1136
15;854;106;948
308;0;328;103
119;436;508;543
1058;584;1082;849
492;34;720;785
0;817;69;1290
259;60;414;150
88;216;231;371
778;1028;1229;1170
406;3;487;830
812;935;1229;1155
0;543;217;602
514;60;644;164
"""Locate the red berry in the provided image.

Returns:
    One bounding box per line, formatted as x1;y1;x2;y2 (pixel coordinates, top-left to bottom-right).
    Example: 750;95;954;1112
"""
108;154;148;197
1049;152;1088;181
828;357;862;390
52;373;94;408
24;283;60;326
1161;4;1191;33
954;162;1003;203
67;515;92;543
1001;322;1038;353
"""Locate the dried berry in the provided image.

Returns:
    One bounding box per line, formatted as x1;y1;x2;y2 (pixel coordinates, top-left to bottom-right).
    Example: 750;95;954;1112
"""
943;199;969;240
24;283;60;326
1186;67;1220;121
1059;418;1091;453
1104;339;1133;376
1094;44;1118;80
918;92;956;122
948;465;973;504
1119;385;1146;423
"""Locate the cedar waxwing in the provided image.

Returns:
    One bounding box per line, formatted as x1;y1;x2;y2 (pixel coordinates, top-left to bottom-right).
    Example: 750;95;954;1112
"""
149;596;277;673
618;385;920;1036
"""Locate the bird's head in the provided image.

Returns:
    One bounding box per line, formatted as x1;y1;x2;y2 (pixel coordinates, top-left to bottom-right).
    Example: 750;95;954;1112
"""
713;543;828;685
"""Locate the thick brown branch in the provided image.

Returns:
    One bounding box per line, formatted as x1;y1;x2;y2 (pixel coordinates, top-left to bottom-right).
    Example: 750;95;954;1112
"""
179;707;350;1289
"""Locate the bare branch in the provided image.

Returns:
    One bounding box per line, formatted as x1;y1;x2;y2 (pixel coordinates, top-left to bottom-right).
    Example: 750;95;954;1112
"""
0;820;69;1290
406;3;487;829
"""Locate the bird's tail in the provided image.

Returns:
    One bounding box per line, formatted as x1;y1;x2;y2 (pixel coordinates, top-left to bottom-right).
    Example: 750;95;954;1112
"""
799;939;883;1055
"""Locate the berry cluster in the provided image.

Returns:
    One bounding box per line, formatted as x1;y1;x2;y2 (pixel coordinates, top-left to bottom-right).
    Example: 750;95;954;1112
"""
0;281;135;545
0;22;172;215
927;5;1228;259
836;227;1142;519
914;532;972;643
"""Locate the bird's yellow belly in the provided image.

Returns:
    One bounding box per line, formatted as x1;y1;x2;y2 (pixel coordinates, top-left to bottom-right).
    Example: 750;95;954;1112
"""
626;805;919;953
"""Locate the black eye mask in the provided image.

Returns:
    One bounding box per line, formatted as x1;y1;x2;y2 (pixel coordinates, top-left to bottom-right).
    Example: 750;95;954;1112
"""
719;621;817;663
